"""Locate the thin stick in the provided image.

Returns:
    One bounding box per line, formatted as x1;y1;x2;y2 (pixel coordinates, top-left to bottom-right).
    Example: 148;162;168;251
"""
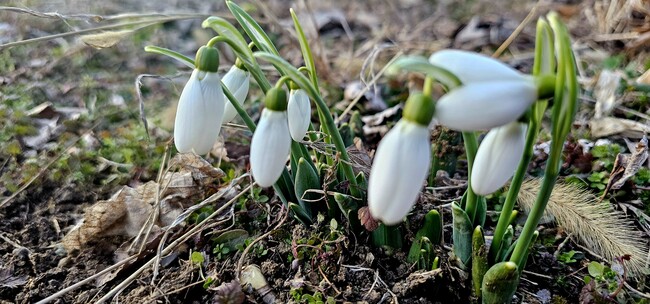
34;255;138;304
93;184;253;303
0;15;203;50
492;2;540;58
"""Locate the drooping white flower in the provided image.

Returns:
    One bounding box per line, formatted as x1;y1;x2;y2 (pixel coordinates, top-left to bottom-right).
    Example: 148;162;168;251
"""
222;65;251;123
429;49;525;83
174;68;225;155
287;89;311;141
250;88;291;187
368;93;434;225
174;46;224;155
471;122;527;195
434;81;537;131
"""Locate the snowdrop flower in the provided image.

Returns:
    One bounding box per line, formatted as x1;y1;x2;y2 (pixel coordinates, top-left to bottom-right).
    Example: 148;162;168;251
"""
428;49;549;131
287;87;311;141
471;122;527;195
250;88;291;187
222;62;251;123
434;81;537;131
428;49;525;84
174;46;225;155
368;93;434;225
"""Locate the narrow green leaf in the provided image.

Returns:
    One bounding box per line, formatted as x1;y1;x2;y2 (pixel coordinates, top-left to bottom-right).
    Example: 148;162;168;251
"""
472;226;488;298
144;45;194;68
533;19;555;76
295;157;320;219
227;1;279;55
201;16;252;61
290;8;319;88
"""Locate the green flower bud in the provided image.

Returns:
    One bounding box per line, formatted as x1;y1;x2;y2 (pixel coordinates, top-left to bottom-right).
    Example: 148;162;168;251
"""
195;46;220;73
264;87;288;111
289;80;300;91
403;93;435;126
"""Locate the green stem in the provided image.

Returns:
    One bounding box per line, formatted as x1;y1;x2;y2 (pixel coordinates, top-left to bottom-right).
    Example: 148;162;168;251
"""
461;131;479;223
423;76;434;96
488;120;538;263
509;150;560;269
275;75;294;89
144;46;195;68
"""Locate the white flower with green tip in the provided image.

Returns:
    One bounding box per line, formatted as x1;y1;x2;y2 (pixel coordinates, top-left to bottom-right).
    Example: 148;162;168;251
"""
368;94;434;225
250;88;292;187
174;46;225;155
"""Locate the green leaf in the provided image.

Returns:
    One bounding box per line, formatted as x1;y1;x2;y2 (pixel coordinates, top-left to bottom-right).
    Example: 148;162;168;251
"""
144;45;195;68
227;1;279;55
452;202;473;266
472;226;488;298
201;16;252;61
191;251;205;265
533;18;555;76
213;229;249;251
588;261;605;277
290;8;319;88
294;157;320;219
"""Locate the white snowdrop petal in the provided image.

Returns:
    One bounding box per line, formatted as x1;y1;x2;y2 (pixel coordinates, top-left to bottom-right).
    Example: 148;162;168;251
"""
222;66;251;123
471;122;527;195
434;81;537;131
428;49;524;83
250;109;291;187
287;89;311;141
368;120;431;225
174;70;225;155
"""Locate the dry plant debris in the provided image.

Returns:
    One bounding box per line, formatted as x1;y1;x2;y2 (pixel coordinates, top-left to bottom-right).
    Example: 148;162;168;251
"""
62;153;223;251
518;179;648;276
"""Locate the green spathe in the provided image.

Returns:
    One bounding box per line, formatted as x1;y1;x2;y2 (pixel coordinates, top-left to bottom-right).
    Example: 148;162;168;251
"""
265;87;288;111
481;262;519;304
195;46;220;72
403;93;435;126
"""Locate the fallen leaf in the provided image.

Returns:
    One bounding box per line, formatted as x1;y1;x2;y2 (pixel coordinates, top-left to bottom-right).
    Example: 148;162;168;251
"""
358;206;378;231
62;153;224;251
602;136;649;197
589;117;650;138
0;266;28;288
81;30;133;49
211;280;245;304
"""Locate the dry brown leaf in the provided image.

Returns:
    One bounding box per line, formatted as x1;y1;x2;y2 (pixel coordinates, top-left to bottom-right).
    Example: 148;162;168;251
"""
589;116;650;138
62;153;223;251
358;206;378;232
80;30;133;49
603;136;648;196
